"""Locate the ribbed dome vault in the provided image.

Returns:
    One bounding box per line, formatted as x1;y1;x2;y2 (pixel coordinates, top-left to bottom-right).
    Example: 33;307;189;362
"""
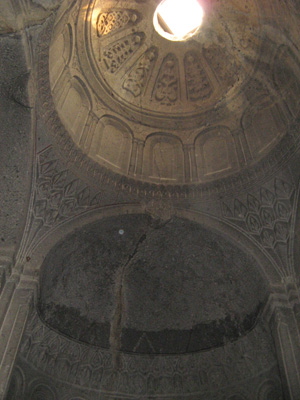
48;0;300;187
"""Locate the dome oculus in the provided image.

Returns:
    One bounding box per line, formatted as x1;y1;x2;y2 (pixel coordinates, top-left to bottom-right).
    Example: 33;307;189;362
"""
153;0;204;41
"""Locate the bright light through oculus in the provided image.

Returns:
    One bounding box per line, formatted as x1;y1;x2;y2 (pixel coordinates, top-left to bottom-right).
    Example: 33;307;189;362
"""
154;0;204;41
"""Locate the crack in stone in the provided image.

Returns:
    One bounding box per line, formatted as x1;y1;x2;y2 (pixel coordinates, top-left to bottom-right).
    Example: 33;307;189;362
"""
110;232;147;368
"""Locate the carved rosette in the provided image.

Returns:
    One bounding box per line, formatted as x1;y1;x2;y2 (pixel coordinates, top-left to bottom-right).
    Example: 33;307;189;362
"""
88;0;260;118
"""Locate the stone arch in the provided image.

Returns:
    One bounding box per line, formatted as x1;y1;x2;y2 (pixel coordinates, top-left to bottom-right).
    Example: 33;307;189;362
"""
89;115;133;173
172;208;282;285
291;177;300;281
29;383;56;400
23;203;281;286
35;210;270;354
273;44;300;118
257;379;283;399
59;76;92;145
50;23;73;88
194;126;238;179
241;97;286;159
5;366;25;400
143;133;184;182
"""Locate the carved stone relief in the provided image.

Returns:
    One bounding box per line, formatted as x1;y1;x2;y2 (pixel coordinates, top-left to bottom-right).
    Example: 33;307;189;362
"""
102;33;145;74
85;0;260;120
5;367;24;400
3;1;300;399
39;3;299;196
97;10;139;37
12;311;283;398
17;146;104;262
274;45;300;119
123;47;158;98
30;384;56;400
222;177;296;276
184;51;213;101
152;54;180;106
44;0;300;191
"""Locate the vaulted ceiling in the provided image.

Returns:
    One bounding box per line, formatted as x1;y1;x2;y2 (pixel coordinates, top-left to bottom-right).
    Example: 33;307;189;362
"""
1;0;300;399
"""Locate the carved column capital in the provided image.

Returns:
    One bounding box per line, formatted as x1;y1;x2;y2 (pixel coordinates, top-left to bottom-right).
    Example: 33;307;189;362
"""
263;278;300;324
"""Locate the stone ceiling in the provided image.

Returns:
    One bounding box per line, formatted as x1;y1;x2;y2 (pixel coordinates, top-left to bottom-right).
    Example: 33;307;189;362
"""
38;215;266;354
1;0;300;399
45;0;300;190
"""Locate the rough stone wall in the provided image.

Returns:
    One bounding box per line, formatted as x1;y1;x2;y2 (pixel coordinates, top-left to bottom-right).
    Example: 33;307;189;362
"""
38;215;267;354
0;34;32;264
0;0;63;34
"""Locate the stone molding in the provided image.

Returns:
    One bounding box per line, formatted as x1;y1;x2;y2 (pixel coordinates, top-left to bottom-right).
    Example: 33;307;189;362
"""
37;12;300;198
13;310;282;399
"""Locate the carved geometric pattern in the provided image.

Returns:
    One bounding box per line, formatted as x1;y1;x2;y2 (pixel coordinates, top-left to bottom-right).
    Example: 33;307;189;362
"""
152;54;180;105
222;178;295;275
97;10;138;37
18;146;103;260
34;147;96;226
102;33;144;74
184;51;213;101
41;5;300;197
122;47;158;97
87;0;260;121
17;311;281;398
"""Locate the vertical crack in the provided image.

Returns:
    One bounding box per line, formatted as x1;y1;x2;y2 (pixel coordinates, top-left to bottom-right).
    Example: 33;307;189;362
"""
110;232;147;368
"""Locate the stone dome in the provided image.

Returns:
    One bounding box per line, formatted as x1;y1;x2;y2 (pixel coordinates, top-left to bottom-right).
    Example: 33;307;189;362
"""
47;0;300;189
3;0;300;397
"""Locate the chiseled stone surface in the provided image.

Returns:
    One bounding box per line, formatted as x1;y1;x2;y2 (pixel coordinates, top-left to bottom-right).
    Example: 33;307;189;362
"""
0;34;32;261
7;311;283;399
1;0;300;398
32;0;61;10
46;0;300;187
38;215;266;353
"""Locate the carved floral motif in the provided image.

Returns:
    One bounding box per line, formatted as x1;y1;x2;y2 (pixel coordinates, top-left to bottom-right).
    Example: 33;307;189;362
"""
123;47;157;97
102;33;144;74
17;146;103;260
40;0;300;197
152;54;179;105
184;52;213;101
222;178;295;274
17;311;280;398
97;10;138;36
33;147;98;227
